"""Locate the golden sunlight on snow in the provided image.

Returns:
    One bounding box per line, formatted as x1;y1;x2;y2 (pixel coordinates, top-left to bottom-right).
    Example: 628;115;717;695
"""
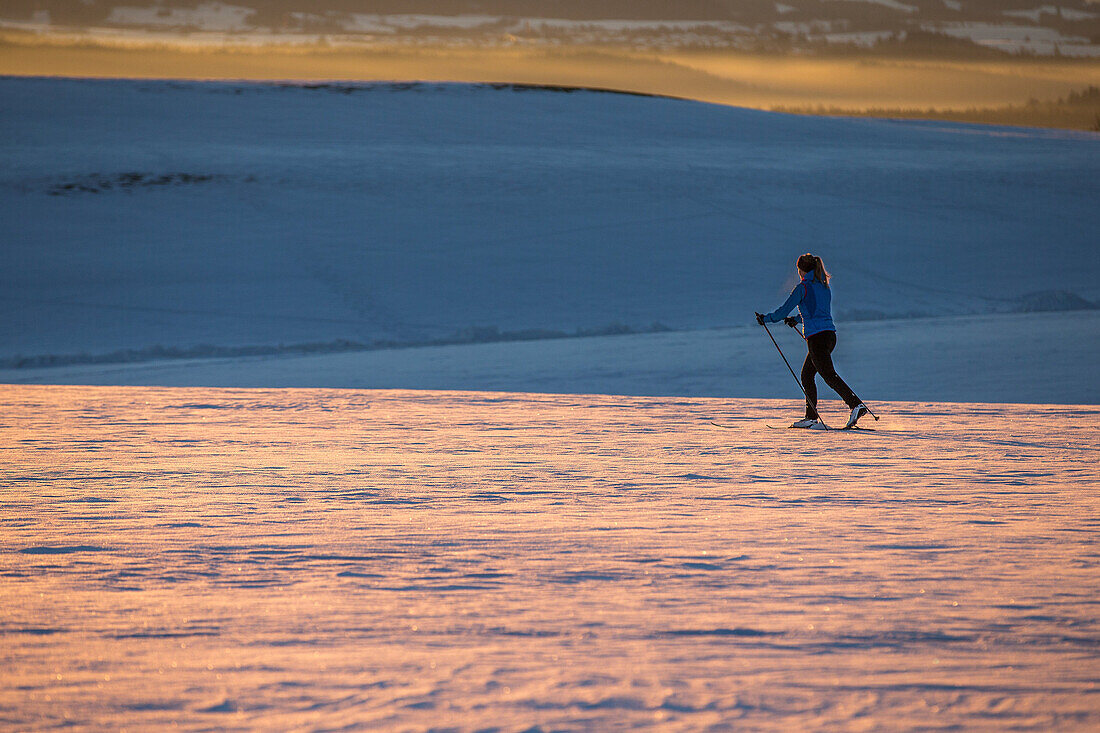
1;386;1097;729
2;38;1098;110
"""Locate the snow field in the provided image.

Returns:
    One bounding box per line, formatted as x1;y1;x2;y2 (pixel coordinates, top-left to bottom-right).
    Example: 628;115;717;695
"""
2;77;1098;374
5;310;1099;405
1;385;1098;730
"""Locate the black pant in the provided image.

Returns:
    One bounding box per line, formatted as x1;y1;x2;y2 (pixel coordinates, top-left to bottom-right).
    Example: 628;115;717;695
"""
802;330;861;418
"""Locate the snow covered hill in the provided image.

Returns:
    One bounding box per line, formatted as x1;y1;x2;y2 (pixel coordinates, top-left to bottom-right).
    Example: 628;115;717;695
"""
1;77;1098;401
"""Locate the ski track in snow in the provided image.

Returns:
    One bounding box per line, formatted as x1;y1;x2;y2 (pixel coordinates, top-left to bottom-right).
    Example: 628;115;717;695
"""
2;385;1098;730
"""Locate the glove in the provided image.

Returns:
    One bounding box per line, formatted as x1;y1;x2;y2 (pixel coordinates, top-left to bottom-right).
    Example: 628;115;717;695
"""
754;312;765;326
784;317;799;328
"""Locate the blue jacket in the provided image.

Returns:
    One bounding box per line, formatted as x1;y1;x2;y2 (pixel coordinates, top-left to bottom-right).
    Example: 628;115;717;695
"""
764;273;836;336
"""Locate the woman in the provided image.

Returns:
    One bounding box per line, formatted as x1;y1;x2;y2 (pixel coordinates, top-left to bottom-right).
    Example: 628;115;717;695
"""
755;253;869;429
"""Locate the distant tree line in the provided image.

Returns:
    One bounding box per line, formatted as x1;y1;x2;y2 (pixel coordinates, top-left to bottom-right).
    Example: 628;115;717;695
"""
773;86;1100;132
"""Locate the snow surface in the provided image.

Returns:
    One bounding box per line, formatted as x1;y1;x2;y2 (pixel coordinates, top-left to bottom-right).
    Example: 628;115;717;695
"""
825;0;918;14
822;30;897;47
1;76;1098;404
1005;6;1099;23
774;20;841;35
106;4;256;32
6;311;1098;405
518;18;750;33
927;21;1100;56
2;384;1098;730
346;14;506;32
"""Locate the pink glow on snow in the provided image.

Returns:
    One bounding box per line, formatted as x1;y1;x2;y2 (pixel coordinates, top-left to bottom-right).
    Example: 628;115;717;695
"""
1;386;1097;729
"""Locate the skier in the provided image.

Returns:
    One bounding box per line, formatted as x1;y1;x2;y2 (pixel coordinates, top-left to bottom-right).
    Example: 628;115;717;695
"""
755;253;870;429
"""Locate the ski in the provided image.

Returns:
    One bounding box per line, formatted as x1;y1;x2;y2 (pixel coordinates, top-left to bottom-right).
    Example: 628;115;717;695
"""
712;421;877;431
765;424;874;431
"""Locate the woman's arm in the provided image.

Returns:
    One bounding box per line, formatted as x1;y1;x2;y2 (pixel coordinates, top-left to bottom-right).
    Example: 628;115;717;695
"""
762;285;803;323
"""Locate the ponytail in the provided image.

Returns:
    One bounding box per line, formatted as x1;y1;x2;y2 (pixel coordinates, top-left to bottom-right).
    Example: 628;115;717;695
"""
797;253;830;287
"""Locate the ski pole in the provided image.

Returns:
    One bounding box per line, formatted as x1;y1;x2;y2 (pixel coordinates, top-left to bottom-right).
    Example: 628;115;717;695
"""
758;319;829;429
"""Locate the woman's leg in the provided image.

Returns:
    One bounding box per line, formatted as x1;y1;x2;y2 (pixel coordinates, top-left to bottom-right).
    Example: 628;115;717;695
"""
800;350;819;419
806;331;861;408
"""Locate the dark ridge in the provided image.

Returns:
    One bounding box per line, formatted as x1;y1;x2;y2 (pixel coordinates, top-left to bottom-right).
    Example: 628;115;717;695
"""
18;545;109;554
112;631;222;639
1015;290;1098;313
46;172;234;196
0;322;673;370
270;79;676;100
663;627;780;637
481;82;670;100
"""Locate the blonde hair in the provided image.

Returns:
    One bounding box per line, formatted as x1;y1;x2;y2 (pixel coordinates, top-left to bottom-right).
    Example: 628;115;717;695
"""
797;253;830;287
